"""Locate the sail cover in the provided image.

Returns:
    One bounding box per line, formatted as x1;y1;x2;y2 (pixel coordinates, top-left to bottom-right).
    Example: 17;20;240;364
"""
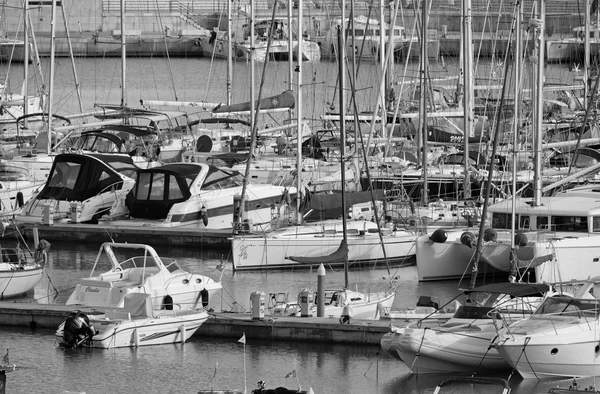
288;239;348;265
212;90;295;114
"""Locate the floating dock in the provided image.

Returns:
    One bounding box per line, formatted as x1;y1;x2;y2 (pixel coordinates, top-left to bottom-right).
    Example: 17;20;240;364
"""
18;223;232;249
0;302;390;346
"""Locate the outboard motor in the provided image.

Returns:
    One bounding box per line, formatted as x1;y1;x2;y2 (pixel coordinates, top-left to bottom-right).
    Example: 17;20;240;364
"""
60;311;95;349
429;228;448;243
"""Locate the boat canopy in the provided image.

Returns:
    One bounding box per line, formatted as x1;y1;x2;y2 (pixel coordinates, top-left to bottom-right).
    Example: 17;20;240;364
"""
38;153;134;202
125;163;202;219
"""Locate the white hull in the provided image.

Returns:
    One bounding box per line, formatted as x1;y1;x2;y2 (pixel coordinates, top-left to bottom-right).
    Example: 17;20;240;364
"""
0;265;43;298
88;311;207;349
0;179;44;218
415;231;474;281
383;322;507;374
65;242;223;310
232;220;417;270
498;337;600;379
319;291;394;320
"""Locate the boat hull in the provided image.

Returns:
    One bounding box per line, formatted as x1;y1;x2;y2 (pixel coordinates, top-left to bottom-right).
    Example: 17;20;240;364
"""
66;311;208;349
0;265;43;298
390;323;508;374
232;223;416;270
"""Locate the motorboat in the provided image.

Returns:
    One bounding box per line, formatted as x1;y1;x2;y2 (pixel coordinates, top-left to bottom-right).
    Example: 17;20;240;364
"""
57;293;208;349
380;282;550;374
0;239;50;299
0;161;45;219
15;153;137;224
494;278;600;379
65;242;223;310
104;162;297;231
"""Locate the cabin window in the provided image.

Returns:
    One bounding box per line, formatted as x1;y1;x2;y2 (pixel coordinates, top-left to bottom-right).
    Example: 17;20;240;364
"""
551;216;588;232
136;172;152;200
169;176;184;199
593;216;600;232
537;216;550;230
491;213;515;229
149;173;165;200
48;161;80;189
519;215;531;230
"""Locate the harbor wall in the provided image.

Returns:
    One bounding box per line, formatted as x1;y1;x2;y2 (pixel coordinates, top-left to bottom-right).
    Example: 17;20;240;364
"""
0;0;587;57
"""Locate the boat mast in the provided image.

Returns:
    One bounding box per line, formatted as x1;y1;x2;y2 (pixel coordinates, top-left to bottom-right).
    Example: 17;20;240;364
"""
23;0;29;129
419;0;428;205
227;0;233;106
46;0;57;154
509;0;523;282
295;0;304;225
585;0;590;108
120;0;126;107
533;0;544;206
338;3;349;289
462;0;473;199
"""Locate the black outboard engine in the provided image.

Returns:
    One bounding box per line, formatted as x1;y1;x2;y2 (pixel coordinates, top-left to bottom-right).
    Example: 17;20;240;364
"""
61;311;95;349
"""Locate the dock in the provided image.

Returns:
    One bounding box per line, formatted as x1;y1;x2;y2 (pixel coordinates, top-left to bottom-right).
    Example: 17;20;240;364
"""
0;302;391;346
18;223;233;249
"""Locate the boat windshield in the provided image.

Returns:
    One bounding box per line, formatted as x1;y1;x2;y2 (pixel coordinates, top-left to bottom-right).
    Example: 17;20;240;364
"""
202;167;243;190
118;255;161;270
534;296;600;317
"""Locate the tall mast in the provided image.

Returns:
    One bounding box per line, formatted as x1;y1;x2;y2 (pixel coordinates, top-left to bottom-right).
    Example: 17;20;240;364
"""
419;0;428;205
533;0;544;206
462;0;473;199
120;0;126;107
227;0;233;106
295;0;304;224
46;0;57;153
339;0;348;289
509;0;523;282
23;0;29;128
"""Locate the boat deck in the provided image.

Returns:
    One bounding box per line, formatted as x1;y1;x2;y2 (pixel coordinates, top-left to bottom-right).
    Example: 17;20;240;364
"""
0;302;392;346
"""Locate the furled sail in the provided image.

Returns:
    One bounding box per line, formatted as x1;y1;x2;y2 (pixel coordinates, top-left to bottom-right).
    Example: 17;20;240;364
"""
212;90;295;114
288;239;348;265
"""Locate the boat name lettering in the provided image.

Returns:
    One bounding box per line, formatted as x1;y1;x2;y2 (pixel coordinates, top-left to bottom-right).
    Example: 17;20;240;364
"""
85;286;100;293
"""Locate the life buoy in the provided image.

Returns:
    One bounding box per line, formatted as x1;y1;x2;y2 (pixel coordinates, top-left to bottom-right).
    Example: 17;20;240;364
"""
339;315;350;324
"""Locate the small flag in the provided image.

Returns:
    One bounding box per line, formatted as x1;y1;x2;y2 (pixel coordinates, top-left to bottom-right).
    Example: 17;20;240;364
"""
2;349;8;364
238;334;246;344
285;370;296;379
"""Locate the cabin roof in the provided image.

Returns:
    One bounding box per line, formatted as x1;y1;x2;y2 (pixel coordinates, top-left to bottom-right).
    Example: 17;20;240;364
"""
488;195;600;216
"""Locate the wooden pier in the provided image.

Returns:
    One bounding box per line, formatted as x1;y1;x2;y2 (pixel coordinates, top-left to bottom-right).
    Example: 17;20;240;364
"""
0;302;391;346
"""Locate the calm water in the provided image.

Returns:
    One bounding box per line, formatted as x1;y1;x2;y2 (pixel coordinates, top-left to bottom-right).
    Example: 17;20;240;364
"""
0;240;595;394
0;56;585;393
